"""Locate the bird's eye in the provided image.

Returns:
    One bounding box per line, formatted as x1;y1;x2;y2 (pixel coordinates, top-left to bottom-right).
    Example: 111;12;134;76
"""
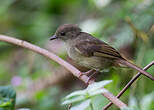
60;32;65;36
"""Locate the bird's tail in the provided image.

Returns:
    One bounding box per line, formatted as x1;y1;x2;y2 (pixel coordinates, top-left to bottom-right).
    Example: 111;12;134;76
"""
117;59;154;81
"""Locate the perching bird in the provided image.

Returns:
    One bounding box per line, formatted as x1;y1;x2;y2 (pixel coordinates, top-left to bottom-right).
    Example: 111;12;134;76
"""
50;24;154;81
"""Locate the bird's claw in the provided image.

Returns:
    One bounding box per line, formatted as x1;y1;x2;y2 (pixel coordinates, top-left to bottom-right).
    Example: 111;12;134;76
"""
79;69;98;85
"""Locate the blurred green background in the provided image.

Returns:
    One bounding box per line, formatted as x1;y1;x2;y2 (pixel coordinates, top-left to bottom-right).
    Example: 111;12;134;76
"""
0;0;154;110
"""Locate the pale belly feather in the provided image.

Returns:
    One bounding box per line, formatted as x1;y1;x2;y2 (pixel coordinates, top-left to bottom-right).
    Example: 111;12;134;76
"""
67;45;113;70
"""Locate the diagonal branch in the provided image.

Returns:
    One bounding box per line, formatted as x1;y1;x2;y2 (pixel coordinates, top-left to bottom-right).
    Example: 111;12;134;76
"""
0;35;127;109
102;61;154;110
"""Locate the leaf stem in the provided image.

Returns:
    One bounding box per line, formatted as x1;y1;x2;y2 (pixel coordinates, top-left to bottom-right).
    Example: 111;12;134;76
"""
90;101;94;110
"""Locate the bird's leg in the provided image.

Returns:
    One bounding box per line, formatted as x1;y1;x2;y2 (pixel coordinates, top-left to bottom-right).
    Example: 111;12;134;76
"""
86;70;100;84
79;69;100;84
79;69;96;78
84;69;96;76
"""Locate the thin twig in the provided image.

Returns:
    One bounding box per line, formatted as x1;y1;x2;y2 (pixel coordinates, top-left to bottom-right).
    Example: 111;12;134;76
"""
102;61;154;110
0;35;127;109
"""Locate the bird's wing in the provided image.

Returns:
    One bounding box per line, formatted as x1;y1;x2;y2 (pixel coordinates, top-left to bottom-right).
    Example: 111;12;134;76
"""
75;40;123;59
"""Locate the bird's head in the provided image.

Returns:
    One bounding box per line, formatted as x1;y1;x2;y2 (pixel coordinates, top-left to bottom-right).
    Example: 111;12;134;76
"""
50;24;81;41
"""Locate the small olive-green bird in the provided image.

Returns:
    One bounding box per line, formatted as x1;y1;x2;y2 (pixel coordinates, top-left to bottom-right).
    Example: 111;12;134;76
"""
50;24;154;81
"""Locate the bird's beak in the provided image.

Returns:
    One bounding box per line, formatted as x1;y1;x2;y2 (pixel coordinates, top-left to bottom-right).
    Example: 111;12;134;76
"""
50;35;58;40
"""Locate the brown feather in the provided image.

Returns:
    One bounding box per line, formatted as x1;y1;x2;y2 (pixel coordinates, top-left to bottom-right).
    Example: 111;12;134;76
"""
75;33;123;59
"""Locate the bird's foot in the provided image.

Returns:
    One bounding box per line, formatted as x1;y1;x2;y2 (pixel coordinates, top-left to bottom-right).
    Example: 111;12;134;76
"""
84;69;96;76
87;70;99;82
79;69;99;84
78;69;95;78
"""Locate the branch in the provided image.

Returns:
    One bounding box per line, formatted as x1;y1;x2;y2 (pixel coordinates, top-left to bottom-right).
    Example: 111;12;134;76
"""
0;35;127;109
102;61;154;110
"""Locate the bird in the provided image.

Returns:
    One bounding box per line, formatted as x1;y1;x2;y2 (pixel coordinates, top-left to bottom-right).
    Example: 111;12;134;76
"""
50;24;154;81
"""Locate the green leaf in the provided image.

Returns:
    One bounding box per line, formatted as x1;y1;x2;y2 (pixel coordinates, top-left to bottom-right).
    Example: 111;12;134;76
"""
62;80;112;105
87;80;112;93
92;95;108;110
0;85;16;110
70;99;91;110
121;106;138;110
89;88;107;96
140;92;154;110
62;96;85;105
64;90;86;99
128;95;139;109
0;101;11;107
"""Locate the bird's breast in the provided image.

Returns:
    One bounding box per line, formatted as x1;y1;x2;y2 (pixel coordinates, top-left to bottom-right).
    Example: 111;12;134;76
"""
66;44;113;70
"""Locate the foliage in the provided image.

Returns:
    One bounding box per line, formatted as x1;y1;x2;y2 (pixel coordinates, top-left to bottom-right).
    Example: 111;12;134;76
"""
121;92;154;110
62;80;112;110
0;86;16;110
